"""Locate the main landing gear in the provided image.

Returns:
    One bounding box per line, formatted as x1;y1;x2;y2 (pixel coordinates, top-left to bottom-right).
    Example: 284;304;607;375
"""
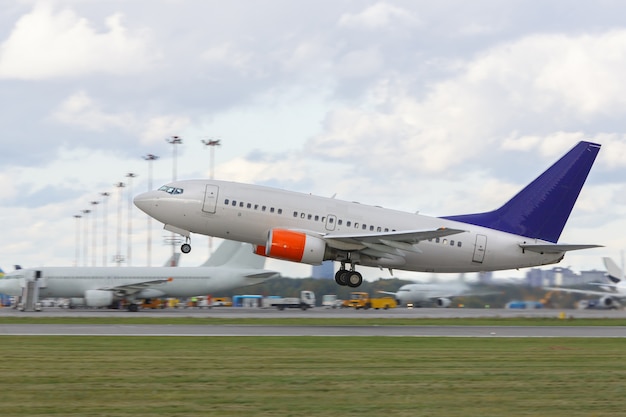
334;262;363;288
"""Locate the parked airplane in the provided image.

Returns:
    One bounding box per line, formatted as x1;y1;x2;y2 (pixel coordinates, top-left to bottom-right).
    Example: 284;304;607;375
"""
134;141;602;288
0;241;278;311
544;257;626;309
378;277;495;307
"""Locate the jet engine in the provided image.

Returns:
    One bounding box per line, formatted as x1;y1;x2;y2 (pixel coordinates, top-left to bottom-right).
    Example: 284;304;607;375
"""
84;289;114;307
258;229;327;265
598;296;617;309
436;298;452;308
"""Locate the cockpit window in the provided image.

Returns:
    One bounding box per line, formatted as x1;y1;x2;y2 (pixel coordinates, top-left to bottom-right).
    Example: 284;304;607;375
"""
158;185;184;195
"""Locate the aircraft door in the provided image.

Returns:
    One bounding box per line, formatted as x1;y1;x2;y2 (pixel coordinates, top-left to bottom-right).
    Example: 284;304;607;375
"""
472;234;487;263
325;214;337;231
35;270;47;288
202;185;219;213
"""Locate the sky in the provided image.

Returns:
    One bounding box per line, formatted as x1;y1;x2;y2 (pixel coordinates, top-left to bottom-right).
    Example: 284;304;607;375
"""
2;0;626;282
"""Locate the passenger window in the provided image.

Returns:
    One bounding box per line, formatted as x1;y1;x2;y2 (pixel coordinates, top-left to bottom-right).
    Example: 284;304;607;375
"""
362;224;367;230
262;206;266;211
301;213;305;219
354;223;359;228
450;240;454;246
308;214;312;220
247;203;251;209
338;220;343;225
315;215;319;221
377;227;381;232
270;207;275;213
436;238;440;243
293;211;298;217
254;204;259;210
278;209;282;214
347;221;351;227
232;201;237;206
239;202;244;207
225;199;229;205
457;241;462;247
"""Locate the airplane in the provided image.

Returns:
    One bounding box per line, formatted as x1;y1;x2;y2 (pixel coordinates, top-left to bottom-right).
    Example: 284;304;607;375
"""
378;277;495;307
134;141;602;288
544;257;626;309
0;241;279;312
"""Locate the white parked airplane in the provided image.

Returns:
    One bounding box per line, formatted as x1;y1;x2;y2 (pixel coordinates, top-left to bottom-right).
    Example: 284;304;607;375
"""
378;278;495;307
134;141;602;288
544;257;626;309
0;241;278;311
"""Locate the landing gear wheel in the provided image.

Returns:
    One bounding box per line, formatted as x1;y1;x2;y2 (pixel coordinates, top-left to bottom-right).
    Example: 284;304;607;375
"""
181;243;191;253
335;270;349;286
128;303;139;312
346;271;363;288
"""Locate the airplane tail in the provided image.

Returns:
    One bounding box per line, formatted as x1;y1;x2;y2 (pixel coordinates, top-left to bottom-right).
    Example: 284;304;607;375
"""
163;253;181;267
200;240;243;267
602;257;623;284
222;244;267;269
442;141;601;243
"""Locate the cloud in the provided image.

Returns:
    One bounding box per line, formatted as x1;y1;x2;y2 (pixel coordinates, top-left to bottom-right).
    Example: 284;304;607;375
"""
50;91;190;143
338;2;420;30
0;3;158;79
304;29;626;181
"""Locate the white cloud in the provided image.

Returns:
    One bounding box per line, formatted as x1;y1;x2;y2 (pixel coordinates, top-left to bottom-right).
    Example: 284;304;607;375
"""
338;2;419;30
0;3;158;79
50;91;191;142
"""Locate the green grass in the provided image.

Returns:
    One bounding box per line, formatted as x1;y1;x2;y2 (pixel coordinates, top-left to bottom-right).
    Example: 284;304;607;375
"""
0;336;623;417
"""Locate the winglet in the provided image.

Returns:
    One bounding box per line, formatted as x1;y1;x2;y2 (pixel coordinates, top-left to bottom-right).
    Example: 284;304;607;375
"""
442;141;600;243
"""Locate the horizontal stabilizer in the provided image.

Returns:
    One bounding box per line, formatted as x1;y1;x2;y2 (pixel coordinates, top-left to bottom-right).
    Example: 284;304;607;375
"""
519;244;602;254
245;271;280;279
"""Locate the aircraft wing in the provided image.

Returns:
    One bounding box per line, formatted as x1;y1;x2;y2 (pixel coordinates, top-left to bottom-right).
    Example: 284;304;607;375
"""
324;227;466;256
543;286;625;298
99;278;172;295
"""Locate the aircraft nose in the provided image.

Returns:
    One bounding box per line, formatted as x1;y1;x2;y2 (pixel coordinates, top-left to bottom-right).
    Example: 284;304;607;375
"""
133;191;159;214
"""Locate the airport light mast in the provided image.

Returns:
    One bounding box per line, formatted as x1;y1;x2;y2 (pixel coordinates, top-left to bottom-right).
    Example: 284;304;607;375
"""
73;214;82;267
201;138;221;256
90;200;99;266
126;173;137;266
100;192;110;266
114;182;126;266
81;209;91;267
166;136;183;258
143;154;159;266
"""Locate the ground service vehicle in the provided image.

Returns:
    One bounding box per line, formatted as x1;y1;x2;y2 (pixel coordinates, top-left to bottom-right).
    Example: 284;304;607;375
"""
271;290;316;310
343;292;397;310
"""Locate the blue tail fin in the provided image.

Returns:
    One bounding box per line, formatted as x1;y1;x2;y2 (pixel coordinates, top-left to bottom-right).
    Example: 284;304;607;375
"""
442;141;601;243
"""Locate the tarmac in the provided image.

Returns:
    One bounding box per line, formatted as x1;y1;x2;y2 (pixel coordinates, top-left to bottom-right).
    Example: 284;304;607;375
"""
0;306;624;337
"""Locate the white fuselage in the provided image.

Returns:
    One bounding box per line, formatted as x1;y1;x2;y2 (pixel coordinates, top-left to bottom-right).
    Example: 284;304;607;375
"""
134;180;565;273
0;266;276;299
394;282;471;304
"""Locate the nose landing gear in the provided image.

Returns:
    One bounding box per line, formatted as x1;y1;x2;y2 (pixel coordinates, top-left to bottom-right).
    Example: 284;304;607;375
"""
181;236;191;254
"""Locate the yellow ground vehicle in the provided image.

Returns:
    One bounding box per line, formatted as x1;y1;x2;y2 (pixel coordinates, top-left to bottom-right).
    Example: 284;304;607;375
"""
141;298;165;309
211;297;233;307
343;292;397;310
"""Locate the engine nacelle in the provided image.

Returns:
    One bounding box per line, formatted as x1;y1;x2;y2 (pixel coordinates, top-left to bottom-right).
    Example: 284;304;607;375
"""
436;297;452;308
84;289;114;307
599;296;615;308
261;229;326;265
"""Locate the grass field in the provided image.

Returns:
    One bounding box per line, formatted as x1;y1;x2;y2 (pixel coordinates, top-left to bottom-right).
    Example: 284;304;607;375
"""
0;336;622;417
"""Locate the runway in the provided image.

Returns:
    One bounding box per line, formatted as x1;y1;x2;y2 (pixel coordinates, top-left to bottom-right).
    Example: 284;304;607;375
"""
1;306;624;337
1;305;625;318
